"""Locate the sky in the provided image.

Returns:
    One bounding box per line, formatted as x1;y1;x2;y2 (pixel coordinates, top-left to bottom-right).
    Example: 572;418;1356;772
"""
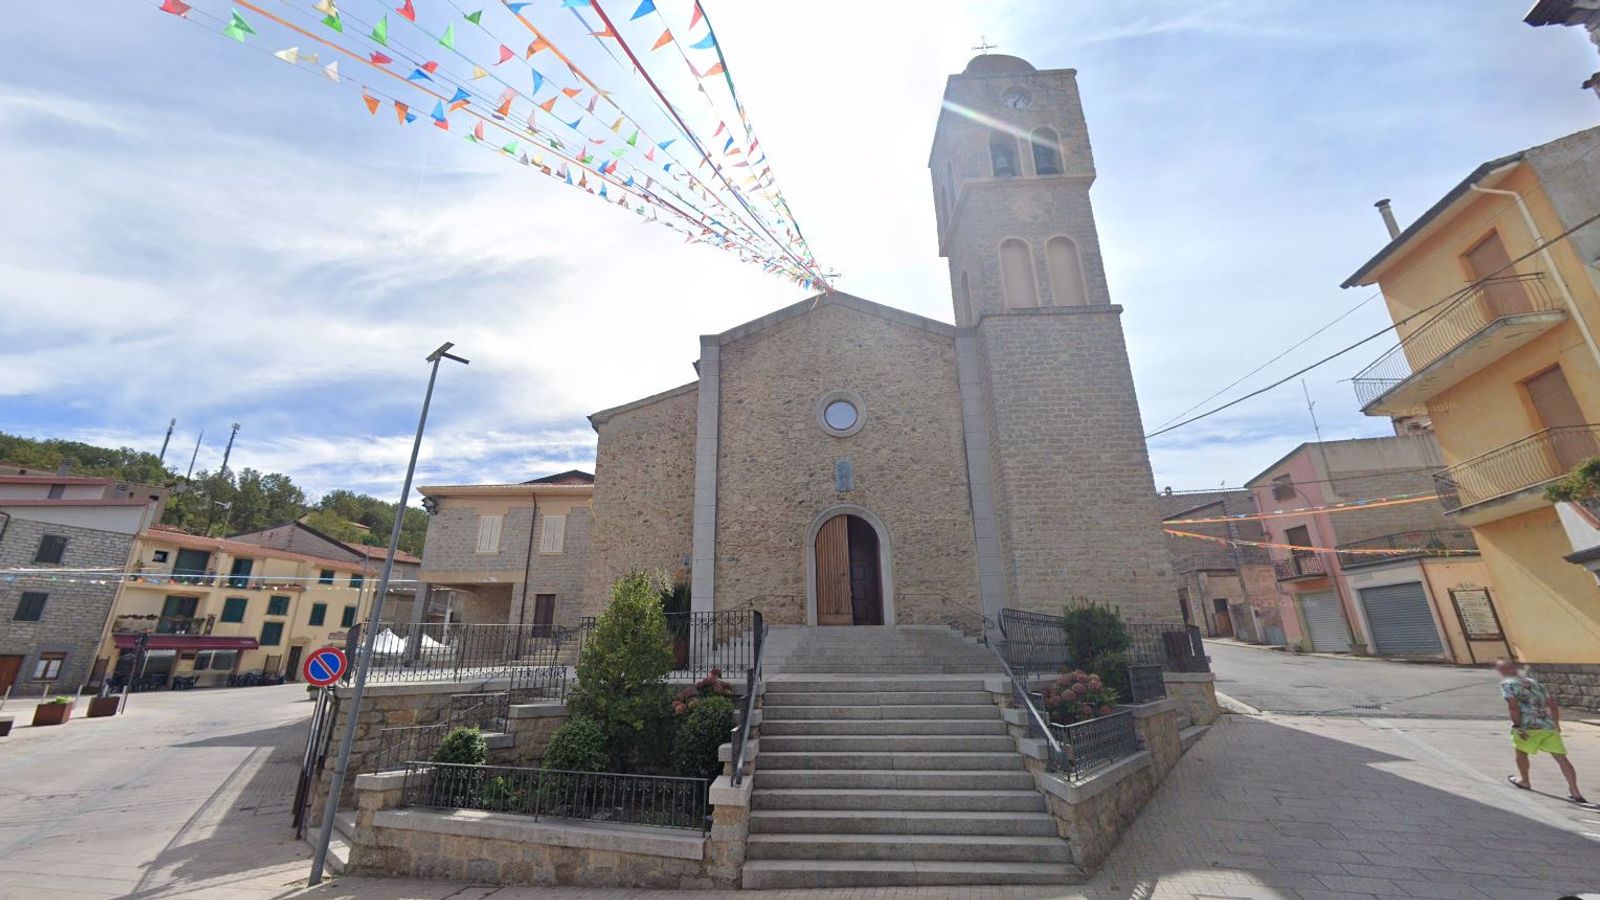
1;1;1597;503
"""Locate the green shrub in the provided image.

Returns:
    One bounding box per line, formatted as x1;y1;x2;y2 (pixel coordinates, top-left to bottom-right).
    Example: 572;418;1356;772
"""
432;726;488;766
542;717;608;773
1061;599;1131;668
568;571;675;769
673;694;736;781
431;726;488;803
1085;649;1132;700
1545;456;1600;503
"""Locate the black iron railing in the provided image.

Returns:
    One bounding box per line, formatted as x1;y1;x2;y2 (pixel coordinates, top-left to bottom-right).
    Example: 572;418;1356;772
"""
578;609;763;678
358;622;574;683
1273;554;1328;580
996;608;1072;679
508;664;569;703
1335;528;1478;569
1126;622;1210;673
401;762;710;833
1053;709;1138;780
730;611;766;786
1126;663;1166;703
1352;273;1558;407
1435;425;1600;512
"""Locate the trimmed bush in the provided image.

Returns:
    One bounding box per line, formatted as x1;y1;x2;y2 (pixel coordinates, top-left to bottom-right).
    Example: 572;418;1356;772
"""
542;717;608;773
1041;670;1120;725
433;726;488;765
1061;599;1130;666
431;726;488;803
568;571;675;769
673;694;736;782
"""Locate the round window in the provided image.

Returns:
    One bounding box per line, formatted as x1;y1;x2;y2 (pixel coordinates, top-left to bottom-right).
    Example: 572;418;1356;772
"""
816;390;866;437
823;400;858;432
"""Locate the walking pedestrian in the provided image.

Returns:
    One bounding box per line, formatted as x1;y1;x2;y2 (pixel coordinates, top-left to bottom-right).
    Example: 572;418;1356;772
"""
1497;658;1586;804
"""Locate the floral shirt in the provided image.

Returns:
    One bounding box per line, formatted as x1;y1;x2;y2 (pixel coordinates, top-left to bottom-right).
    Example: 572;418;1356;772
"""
1501;675;1556;731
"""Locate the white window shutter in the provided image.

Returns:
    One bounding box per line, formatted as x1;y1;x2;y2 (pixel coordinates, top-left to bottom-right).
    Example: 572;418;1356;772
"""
540;514;566;554
476;514;503;554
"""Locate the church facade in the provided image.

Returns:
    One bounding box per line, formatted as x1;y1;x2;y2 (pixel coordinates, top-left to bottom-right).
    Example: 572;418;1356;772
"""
581;54;1178;627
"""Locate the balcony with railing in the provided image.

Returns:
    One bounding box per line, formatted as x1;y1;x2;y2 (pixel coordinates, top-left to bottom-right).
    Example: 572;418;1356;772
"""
1435;425;1600;524
1351;274;1564;416
1335;529;1478;570
1273;553;1327;581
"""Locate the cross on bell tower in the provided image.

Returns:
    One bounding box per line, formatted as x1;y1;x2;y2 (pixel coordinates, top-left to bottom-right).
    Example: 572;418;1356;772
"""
972;35;998;54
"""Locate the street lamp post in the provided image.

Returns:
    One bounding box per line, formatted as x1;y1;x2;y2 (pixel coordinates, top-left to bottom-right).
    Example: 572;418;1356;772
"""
308;342;468;886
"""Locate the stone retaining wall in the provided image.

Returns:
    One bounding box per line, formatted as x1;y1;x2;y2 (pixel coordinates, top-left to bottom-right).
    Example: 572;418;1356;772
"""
1163;671;1220;725
1535;662;1600;711
346;769;751;888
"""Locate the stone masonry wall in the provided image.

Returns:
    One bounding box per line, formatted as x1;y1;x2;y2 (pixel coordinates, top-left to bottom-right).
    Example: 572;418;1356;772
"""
421;506;533;578
713;301;981;625
976;308;1179;622
512;506;592;628
582;385;698;616
0;516;134;692
1535;662;1600;711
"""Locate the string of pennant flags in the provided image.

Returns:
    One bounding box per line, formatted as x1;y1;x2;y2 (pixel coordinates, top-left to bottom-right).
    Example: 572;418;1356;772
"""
0;567;423;589
153;0;829;289
1163;492;1439;525
1162;528;1481;559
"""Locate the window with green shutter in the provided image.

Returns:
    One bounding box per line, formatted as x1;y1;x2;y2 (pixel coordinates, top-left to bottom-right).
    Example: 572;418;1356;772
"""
260;621;284;646
221;596;248;623
267;595;290;616
350;573;364;589
341;606;357;628
309;603;327;626
318;569;335;585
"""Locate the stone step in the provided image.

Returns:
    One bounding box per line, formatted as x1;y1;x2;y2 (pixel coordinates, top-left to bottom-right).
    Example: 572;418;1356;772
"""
745;832;1073;863
760;704;1000;721
752;788;1045;813
762;690;994;707
741;859;1084;889
778;665;1000;674
1181;723;1210;751
749;809;1060;837
759;751;1025;771
766;677;991;692
762;734;1016;754
754;768;1038;791
784;648;995;658
759;718;1007;736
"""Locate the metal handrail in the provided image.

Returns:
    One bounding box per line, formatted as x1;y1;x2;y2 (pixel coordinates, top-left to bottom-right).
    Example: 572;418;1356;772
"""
1351;273;1558;407
730;611;766;786
1434;424;1600;511
980;631;1068;773
402;761;710;833
1273;554;1328;580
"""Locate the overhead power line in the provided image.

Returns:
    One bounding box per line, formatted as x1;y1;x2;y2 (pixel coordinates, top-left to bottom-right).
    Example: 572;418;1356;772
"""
1145;205;1600;440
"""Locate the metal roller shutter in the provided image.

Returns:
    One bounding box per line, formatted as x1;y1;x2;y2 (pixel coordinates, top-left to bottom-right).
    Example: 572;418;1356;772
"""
1300;591;1351;653
1358;582;1444;656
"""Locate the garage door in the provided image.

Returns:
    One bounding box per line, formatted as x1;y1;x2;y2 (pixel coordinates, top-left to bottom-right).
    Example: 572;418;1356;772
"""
1358;582;1444;656
1300;591;1350;653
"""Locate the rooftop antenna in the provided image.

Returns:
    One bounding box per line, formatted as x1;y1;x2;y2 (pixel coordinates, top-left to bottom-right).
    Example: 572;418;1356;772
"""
1302;379;1324;443
158;418;176;467
973;35;998;54
218;423;241;476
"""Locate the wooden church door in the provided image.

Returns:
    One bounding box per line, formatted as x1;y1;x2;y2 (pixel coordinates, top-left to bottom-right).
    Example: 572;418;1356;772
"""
814;514;884;626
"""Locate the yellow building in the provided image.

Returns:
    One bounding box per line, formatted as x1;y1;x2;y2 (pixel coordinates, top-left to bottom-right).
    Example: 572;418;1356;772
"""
1343;125;1600;703
94;527;378;687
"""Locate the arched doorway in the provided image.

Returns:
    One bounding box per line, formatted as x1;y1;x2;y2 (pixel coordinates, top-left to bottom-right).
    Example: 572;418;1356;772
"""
812;513;885;626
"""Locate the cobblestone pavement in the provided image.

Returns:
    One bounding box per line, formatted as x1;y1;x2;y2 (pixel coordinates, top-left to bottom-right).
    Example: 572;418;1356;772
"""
5;681;1599;899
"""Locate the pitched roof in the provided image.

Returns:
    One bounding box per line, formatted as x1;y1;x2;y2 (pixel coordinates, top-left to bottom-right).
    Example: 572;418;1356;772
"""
0;474;118;485
0;498;153;508
343;542;422;564
523;469;595;485
712;290;955;348
138;530;374;572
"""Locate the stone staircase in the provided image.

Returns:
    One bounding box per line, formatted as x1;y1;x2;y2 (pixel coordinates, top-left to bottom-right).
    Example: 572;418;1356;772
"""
742;626;1084;889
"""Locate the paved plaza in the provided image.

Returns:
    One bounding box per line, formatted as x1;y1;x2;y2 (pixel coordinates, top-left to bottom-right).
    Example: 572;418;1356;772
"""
1;650;1597;899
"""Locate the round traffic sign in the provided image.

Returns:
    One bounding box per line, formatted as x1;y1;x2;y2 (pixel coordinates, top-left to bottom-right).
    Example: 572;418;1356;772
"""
303;646;348;687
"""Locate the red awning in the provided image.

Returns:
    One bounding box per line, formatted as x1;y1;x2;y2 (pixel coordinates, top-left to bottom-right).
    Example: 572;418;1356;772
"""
113;634;260;651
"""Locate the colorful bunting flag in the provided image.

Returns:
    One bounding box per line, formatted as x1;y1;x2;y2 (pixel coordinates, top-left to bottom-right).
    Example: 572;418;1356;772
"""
562;0;589;6
590;26;616;39
323;60;340;81
531;69;544;92
273;46;300;64
713;121;726;137
321;11;343;32
599;184;608;198
567;117;584;129
396;0;416;21
703;61;725;77
223;10;256;42
394;100;410;124
314;0;336;12
465;10;483;24
408;67;432;81
423;60;440;72
431;101;448;128
496;44;514;64
506;2;531;13
440;24;456;49
658;138;675;150
689;33;716;50
473;121;486;141
370;14;388;46
502;140;518;154
371;51;394;64
527;37;550;56
586;94;598;112
651;29;672;50
610;116;624;133
472;65;489;79
627;130;639;147
538;96;557;112
362;91;381;114
562;87;582;98
689;2;704;28
159;0;192;17
631;0;655;19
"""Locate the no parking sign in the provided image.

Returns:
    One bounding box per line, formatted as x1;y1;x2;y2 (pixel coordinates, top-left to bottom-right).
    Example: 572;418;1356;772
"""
302;646;348;687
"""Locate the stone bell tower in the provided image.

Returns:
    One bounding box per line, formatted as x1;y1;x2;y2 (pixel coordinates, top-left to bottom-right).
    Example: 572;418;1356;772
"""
932;54;1179;623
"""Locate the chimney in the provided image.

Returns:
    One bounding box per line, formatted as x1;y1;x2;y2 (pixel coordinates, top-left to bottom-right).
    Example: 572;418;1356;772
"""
1374;198;1401;240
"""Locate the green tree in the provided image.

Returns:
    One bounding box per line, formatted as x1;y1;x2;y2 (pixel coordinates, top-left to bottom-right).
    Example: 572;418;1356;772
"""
311;489;427;556
568;571;675;769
